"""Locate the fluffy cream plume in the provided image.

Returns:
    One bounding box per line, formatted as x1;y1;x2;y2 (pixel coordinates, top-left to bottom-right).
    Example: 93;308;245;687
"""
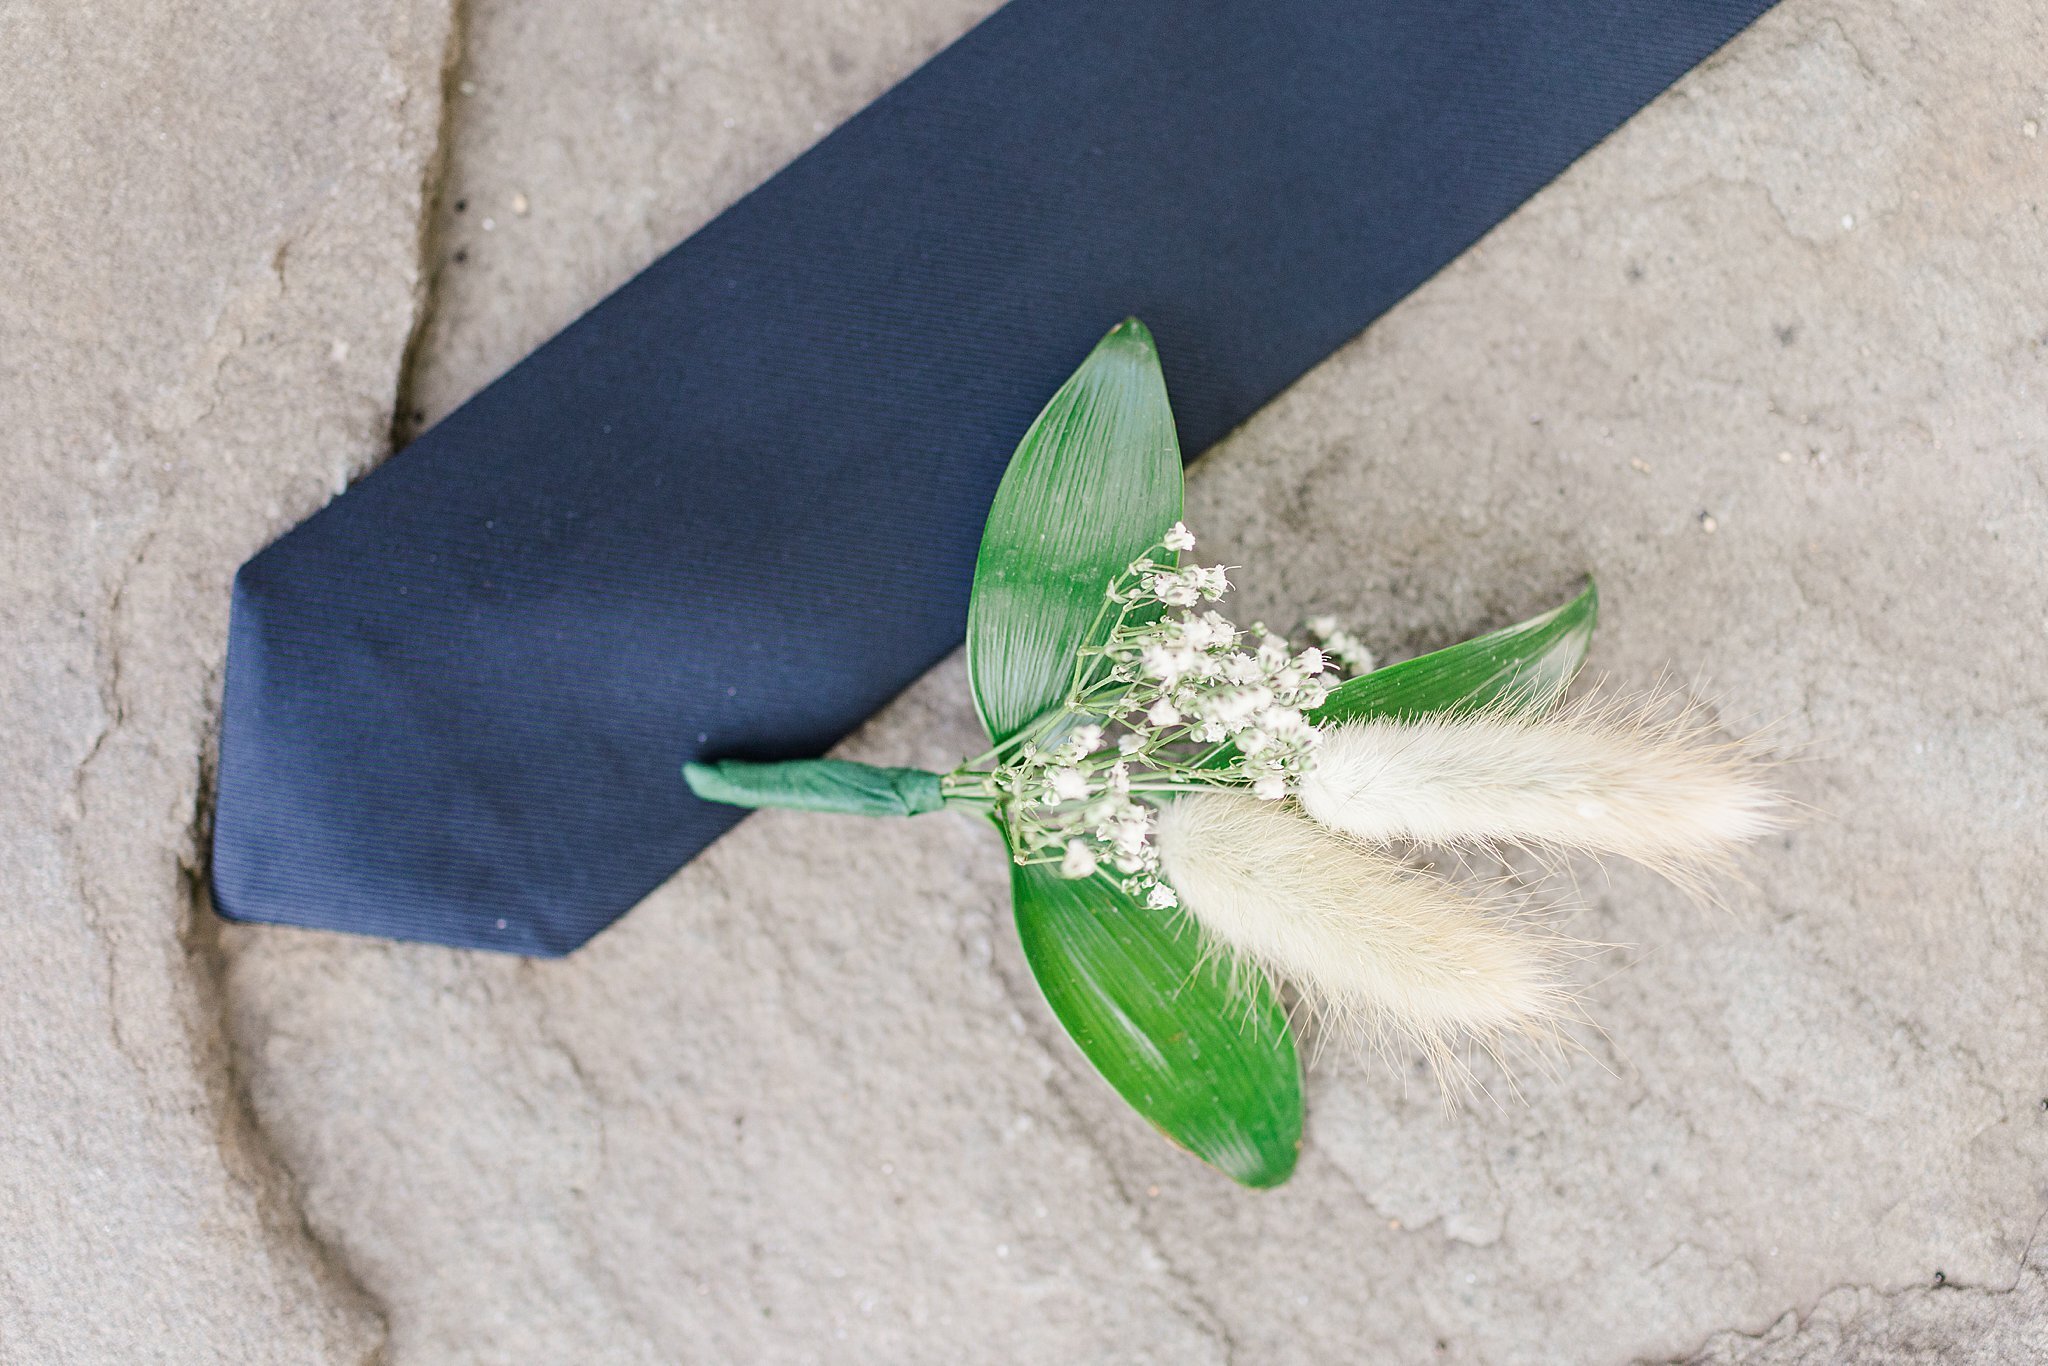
1155;794;1577;1082
1296;694;1784;889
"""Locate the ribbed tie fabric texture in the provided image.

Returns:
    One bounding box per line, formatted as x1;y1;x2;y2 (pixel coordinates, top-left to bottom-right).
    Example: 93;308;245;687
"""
211;0;1777;954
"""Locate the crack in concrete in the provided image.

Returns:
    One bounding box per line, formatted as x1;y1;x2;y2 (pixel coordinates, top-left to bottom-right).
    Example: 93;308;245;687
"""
181;837;394;1366
64;521;164;1074
389;0;469;452
179;2;472;1358
1659;1206;2048;1363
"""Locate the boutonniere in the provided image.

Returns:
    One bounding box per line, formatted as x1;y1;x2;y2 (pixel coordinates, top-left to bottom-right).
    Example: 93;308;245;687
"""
688;320;1782;1187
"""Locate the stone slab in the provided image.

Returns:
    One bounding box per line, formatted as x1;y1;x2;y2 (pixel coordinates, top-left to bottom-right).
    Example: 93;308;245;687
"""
7;0;2046;1360
231;0;2048;1359
1;0;453;1358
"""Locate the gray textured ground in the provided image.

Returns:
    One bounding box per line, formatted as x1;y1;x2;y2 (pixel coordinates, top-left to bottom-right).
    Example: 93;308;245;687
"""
6;0;2046;1361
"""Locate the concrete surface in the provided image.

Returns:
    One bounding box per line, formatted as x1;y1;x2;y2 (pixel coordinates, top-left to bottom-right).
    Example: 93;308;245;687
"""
6;0;2047;1361
2;0;453;1359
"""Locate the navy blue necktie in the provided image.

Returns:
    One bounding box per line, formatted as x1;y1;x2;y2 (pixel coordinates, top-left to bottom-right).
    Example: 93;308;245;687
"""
212;0;1776;955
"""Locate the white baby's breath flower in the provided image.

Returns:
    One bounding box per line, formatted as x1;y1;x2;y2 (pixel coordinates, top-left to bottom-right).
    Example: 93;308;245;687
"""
1062;723;1104;758
1045;766;1092;803
1221;654;1263;685
1175;612;1219;650
1257;705;1309;739
1145;571;1201;607
1162;521;1197;552
1196;685;1271;732
1140;642;1197;684
1304;616;1377;676
1146;697;1182;727
1093;796;1151;850
1060;839;1099;879
1146;881;1180;909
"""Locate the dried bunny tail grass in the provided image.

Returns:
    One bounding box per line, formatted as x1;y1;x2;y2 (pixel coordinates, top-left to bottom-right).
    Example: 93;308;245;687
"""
1295;689;1787;893
1156;793;1584;1093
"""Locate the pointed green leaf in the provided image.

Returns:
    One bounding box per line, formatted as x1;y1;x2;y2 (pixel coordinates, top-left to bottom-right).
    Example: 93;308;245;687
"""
1010;862;1302;1188
966;319;1183;743
1311;580;1598;726
970;323;1291;1186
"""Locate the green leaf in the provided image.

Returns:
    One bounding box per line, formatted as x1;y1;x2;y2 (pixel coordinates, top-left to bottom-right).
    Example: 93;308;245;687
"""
966;318;1184;743
1010;862;1302;1188
964;320;1296;1186
683;758;945;816
1311;580;1598;726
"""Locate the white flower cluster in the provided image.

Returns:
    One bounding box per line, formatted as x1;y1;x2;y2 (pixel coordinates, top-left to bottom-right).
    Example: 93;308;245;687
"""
1110;608;1332;800
1304;615;1378;677
976;523;1341;906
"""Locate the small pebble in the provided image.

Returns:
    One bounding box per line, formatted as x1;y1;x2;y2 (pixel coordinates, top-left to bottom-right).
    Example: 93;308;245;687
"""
2025;120;2039;139
1629;457;1651;474
328;338;349;363
1699;513;1719;534
459;79;477;95
1777;449;1794;464
511;192;530;215
482;217;495;231
1841;213;1855;230
1146;1185;1160;1198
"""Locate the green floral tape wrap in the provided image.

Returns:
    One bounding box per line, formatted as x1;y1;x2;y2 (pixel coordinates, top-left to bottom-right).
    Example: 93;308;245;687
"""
683;758;945;818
